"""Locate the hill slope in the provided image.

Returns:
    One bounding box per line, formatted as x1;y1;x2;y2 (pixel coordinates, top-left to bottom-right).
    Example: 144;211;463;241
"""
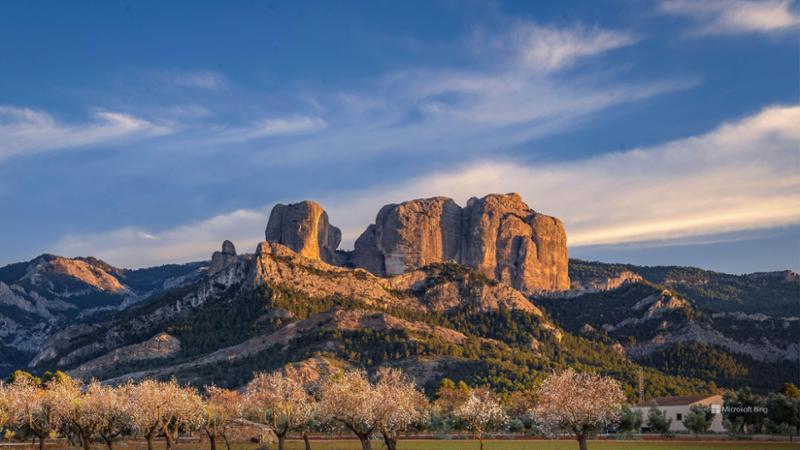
0;254;206;376
29;242;714;398
539;260;800;391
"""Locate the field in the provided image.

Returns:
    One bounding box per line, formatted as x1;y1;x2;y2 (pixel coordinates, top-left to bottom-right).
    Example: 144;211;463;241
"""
4;439;798;450
73;440;799;450
269;440;799;450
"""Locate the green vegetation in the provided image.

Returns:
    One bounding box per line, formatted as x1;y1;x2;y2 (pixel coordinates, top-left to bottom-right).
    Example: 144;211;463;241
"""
682;405;714;435
646;403;673;437
538;281;699;343
539;275;798;393
638;341;799;392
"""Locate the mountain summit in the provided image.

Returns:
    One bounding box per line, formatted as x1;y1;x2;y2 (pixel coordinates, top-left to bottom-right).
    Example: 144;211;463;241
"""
264;193;570;293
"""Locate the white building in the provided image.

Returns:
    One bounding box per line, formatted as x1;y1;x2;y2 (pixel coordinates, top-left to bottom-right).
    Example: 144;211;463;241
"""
633;394;725;433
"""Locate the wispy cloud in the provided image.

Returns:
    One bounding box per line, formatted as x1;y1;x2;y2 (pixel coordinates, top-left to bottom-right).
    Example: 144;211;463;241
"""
659;0;800;35
54;106;800;267
52;209;266;268
246;21;690;164
214;115;328;143
150;69;227;89
492;23;638;72
0;106;171;162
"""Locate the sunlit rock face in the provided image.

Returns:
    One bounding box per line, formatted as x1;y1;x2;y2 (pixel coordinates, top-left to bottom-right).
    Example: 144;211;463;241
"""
352;193;570;292
352;197;462;276
265;201;342;264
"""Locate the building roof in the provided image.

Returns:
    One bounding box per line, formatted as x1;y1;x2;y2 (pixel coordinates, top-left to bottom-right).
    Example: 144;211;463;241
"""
636;394;720;407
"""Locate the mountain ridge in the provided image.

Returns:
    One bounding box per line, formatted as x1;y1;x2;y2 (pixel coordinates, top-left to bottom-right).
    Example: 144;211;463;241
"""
2;193;797;396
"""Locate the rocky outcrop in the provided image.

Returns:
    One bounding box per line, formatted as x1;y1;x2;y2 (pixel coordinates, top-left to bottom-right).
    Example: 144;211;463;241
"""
569;270;643;294
69;332;180;380
462;193;569;292
249;241;547;316
209;240;238;275
352;193;569;292
352;197;462;276
265;201;341;264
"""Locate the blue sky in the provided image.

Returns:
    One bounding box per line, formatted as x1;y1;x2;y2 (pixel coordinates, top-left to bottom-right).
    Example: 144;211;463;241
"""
1;0;798;273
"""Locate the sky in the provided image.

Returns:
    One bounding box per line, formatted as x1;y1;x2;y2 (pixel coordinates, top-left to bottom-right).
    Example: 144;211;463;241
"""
0;0;798;274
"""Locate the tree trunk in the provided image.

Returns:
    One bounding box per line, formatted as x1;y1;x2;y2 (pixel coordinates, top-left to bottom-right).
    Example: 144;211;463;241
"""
164;431;176;450
207;433;217;450
82;431;92;450
577;431;589;450
357;433;371;450
382;432;397;450
479;435;483;450
145;431;155;450
38;436;45;450
302;432;311;450
105;439;113;450
221;434;231;450
277;433;286;450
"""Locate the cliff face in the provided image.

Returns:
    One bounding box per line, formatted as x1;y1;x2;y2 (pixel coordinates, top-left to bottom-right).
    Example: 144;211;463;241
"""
265;201;341;264
351;193;569;292
351;197;462;276
263;194;569;292
461;193;569;293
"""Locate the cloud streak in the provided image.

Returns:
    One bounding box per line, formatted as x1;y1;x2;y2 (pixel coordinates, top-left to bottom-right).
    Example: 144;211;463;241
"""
239;21;692;164
498;23;638;72
659;0;800;35
52;209;266;268
214;115;328;143
150;69;227;89
0;106;171;162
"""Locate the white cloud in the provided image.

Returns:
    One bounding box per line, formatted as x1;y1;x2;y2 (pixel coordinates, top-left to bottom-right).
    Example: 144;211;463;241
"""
55;106;800;266
500;23;638;72
52;209;266;268
151;69;227;89
249;21;689;164
0;106;171;162
659;0;800;35
214;116;328;143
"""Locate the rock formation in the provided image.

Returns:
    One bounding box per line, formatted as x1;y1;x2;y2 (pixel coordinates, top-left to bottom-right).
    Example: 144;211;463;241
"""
209;240;238;275
265;201;341;263
351;193;569;292
351;197;462;276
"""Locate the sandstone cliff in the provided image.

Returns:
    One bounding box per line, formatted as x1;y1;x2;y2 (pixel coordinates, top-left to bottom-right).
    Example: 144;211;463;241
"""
351;193;569;292
265;201;341;263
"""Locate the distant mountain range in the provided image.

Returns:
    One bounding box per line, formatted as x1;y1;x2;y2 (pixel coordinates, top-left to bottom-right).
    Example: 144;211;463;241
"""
2;194;797;397
0;254;206;375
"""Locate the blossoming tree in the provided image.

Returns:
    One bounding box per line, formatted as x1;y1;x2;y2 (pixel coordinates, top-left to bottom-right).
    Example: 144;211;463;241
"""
533;369;625;450
91;381;133;450
245;371;313;450
318;370;379;450
453;387;508;450
202;386;241;450
373;368;429;450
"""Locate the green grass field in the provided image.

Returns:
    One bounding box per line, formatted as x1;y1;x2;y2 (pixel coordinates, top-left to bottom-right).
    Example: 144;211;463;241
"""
4;439;797;450
209;439;798;450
